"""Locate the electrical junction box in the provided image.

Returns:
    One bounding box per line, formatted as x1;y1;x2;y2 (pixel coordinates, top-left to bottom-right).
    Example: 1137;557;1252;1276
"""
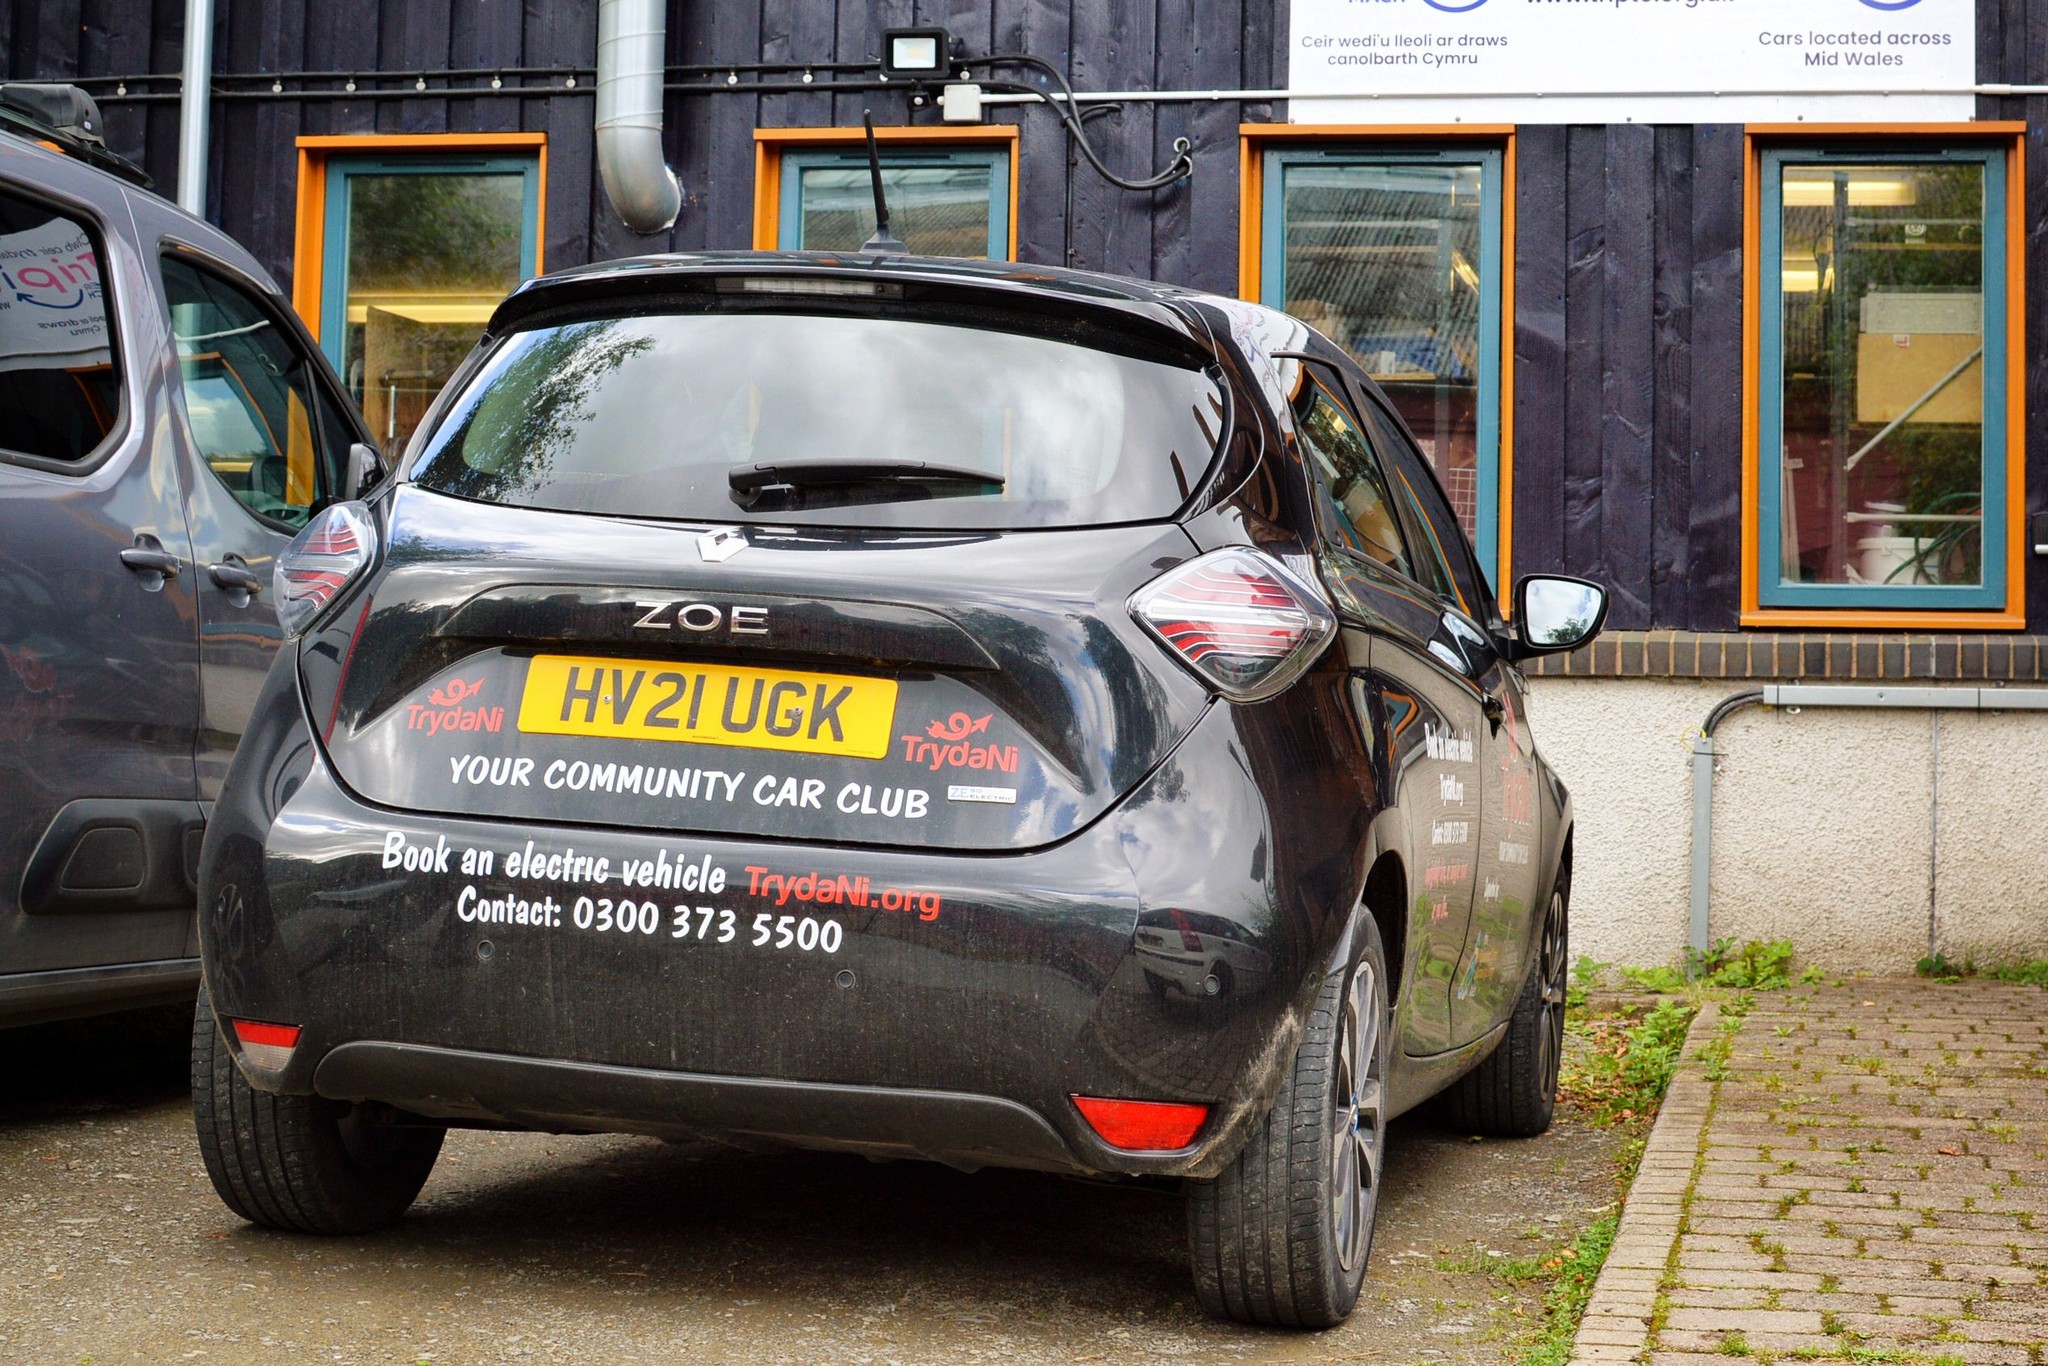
939;82;984;123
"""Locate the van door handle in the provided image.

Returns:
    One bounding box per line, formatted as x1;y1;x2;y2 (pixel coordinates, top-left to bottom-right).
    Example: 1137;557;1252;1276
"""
1482;694;1505;733
208;559;263;595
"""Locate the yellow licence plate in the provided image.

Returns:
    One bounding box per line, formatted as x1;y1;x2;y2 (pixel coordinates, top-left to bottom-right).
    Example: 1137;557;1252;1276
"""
517;655;897;760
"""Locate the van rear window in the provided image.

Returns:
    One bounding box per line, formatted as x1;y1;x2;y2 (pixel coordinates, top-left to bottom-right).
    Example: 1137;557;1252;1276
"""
410;310;1224;529
0;188;119;467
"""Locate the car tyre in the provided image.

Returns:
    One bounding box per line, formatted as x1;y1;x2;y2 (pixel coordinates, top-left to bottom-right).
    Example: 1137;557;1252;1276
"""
1437;876;1569;1138
191;983;444;1235
1185;914;1389;1328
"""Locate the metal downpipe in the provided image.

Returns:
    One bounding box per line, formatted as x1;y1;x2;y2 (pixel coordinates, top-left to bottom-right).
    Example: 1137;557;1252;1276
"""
176;0;214;214
595;0;681;234
1689;690;1765;963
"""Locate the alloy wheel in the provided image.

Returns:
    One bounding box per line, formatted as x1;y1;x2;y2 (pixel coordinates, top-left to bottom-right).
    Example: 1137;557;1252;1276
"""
1537;889;1569;1099
1331;959;1385;1273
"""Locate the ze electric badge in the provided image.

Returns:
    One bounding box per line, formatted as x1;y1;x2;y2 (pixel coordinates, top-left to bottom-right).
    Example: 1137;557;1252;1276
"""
518;655;897;759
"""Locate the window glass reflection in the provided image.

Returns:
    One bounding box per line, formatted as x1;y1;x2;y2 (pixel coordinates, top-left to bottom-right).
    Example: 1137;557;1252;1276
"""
796;164;996;258
165;256;352;527
1294;379;1412;579
1281;161;1486;541
1776;160;1986;589
0;190;119;463
339;170;526;453
413;311;1222;531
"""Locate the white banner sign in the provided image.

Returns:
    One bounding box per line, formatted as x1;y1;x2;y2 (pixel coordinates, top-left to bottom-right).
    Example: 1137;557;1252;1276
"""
1289;0;1978;125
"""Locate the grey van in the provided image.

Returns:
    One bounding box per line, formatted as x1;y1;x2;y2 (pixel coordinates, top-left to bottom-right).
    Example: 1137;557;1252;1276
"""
0;86;376;1026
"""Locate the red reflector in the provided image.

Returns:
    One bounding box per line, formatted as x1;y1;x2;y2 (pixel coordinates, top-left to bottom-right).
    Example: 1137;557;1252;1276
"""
1072;1095;1210;1151
230;1019;302;1071
231;1020;301;1049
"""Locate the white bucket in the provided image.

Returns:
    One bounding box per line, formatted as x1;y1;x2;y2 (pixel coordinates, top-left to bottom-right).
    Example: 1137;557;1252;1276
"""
1857;535;1937;586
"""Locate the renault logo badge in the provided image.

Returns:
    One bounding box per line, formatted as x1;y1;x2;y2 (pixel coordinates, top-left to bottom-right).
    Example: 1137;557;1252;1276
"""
697;526;748;563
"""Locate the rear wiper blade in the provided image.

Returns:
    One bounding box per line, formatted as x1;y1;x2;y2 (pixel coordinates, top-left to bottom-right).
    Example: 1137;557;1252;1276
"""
728;460;1005;496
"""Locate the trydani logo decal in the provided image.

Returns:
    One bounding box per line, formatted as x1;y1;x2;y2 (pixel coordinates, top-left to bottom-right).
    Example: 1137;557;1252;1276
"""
1422;0;1490;10
410;673;504;735
926;711;992;743
1858;0;1922;9
428;676;485;708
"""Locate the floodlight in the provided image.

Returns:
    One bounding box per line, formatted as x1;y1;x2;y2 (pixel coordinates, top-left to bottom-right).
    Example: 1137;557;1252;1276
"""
882;27;951;81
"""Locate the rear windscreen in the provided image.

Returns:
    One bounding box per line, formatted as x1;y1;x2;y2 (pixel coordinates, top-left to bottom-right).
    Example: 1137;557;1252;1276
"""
409;310;1225;529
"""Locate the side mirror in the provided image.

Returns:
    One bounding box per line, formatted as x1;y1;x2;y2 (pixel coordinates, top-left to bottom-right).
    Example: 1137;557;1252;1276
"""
1512;574;1609;658
345;441;385;499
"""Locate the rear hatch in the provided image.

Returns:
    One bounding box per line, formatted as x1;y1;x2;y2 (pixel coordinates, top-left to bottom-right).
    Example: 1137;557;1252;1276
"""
308;273;1232;852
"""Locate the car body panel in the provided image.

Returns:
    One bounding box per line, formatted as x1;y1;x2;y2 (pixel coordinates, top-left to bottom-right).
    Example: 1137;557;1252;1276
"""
135;203;370;800
0;140;203;980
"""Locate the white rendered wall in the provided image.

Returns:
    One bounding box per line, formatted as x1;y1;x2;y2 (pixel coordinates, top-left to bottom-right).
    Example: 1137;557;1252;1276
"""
1524;678;2048;974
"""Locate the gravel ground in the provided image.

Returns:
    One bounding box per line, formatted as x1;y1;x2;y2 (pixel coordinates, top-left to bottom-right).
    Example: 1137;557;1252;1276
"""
2;1004;1626;1364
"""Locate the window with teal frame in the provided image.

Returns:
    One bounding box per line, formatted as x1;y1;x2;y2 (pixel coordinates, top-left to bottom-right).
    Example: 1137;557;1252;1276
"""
319;153;541;451
1261;145;1504;579
779;148;1008;259
1758;145;2008;610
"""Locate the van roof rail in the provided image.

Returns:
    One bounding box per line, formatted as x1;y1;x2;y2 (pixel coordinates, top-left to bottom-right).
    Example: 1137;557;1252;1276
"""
0;83;152;188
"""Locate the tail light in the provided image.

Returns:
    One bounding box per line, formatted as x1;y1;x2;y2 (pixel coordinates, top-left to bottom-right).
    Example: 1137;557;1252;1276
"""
275;501;376;638
230;1019;301;1070
1073;1096;1210;1151
1129;547;1336;702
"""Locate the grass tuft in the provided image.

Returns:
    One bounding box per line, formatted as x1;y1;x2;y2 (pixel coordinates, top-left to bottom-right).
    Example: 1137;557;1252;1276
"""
1511;1212;1619;1366
1916;952;2048;987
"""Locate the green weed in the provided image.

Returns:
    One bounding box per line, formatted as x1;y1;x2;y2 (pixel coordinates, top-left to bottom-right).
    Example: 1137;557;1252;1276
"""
1620;963;1687;993
1568;955;1609;1009
1501;995;1697;1364
1560;999;1697;1125
1689;937;1798;989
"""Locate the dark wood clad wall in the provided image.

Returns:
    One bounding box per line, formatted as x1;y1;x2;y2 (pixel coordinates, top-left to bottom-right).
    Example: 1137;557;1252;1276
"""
1;0;1277;298
3;1;2040;634
1508;123;1745;633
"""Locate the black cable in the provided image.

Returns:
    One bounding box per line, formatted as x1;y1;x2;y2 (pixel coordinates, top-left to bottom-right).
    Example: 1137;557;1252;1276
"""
1703;689;1767;738
1064;104;1118;267
973;53;1191;192
56;49;1200;194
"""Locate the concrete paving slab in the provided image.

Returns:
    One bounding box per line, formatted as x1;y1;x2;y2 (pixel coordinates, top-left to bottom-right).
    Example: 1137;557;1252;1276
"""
1570;978;2048;1366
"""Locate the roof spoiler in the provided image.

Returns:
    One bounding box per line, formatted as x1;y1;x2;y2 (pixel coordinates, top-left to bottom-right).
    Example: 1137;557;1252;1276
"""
484;260;1218;371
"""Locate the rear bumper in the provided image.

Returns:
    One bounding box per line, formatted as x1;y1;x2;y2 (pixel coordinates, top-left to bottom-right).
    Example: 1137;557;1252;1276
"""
200;656;1377;1178
315;1041;1078;1173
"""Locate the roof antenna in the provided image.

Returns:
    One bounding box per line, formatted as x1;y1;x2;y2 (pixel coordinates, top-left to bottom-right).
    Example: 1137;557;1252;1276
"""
858;110;906;254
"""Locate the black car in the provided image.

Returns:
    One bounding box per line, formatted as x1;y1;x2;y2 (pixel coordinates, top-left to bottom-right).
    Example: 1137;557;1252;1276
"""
193;251;1606;1328
0;86;378;1028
